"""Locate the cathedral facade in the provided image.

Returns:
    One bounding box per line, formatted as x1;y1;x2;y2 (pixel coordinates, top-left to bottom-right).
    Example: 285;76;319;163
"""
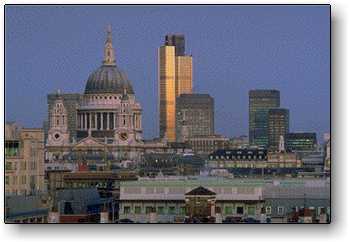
46;27;146;166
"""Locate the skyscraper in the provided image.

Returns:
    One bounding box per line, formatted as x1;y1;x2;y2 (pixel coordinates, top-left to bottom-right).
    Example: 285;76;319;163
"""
159;34;193;142
268;108;289;151
175;94;214;142
249;90;280;147
165;34;185;56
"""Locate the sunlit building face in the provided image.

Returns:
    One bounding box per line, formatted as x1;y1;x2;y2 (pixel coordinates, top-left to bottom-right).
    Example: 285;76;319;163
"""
158;34;193;142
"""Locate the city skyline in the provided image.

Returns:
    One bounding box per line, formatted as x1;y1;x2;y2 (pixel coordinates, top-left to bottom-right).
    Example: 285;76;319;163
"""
5;5;330;140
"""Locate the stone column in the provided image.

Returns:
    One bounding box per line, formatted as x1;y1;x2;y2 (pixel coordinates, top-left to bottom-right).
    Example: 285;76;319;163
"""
88;112;92;129
101;113;104;130
95;112;97;130
107;113;110;130
113;112;116;129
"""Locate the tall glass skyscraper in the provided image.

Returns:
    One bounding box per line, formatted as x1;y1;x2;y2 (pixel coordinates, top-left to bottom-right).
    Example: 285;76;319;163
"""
159;34;193;142
249;90;280;147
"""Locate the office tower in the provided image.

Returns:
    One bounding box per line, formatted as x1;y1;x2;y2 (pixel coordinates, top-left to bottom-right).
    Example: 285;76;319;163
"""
285;132;317;151
159;34;193;142
249;90;280;147
165;34;185;56
5;122;45;196
268;108;289;151
176;94;214;142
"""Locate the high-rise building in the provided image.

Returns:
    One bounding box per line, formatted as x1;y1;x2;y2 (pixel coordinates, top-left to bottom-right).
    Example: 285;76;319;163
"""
159;45;176;141
268;108;289;151
175;94;214;142
285;132;317;151
165;34;185;56
249;90;280;147
159;34;193;142
5;122;45;196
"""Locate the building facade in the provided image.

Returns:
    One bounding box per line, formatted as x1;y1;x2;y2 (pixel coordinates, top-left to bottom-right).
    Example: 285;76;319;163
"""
5;123;45;196
175;94;214;142
159;34;193;142
119;177;264;223
46;26;145;164
249;90;280;147
208;148;301;170
188;135;229;155
268;108;289;151
285;132;317;151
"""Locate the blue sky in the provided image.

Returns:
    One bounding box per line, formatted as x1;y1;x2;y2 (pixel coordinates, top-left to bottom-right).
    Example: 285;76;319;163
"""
5;5;330;140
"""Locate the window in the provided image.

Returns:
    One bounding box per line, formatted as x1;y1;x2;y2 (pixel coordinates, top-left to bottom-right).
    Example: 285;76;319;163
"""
277;206;284;215
134;206;141;214
266;206;272;215
224;206;233;215
248;206;255;216
236;206;244;215
13;176;17;185
20;161;26;170
168;206;176;215
5;162;12;171
179;207;186;215
146;206;154;214
157;207;165;215
21;175;26;185
5;141;20;157
124;206;131;214
31;161;36;170
5;176;9;185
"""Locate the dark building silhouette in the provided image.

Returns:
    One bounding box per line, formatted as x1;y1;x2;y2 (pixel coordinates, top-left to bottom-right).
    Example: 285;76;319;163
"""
249;90;280;147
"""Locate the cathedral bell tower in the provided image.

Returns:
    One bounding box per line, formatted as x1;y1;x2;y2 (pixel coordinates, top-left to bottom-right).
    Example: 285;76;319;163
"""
47;95;70;146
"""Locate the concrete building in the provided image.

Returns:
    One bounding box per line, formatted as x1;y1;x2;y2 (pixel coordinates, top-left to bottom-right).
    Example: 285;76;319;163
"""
263;178;330;223
175;94;214;142
229;135;249;149
208;148;301;170
268;108;289;151
285;132;317;152
159;34;193;142
249;90;280;147
5;194;49;223
119;177;264;223
5;122;45;196
324;138;331;172
188;135;229;155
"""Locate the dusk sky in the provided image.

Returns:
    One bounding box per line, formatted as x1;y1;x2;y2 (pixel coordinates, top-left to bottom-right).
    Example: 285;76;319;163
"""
5;5;330;140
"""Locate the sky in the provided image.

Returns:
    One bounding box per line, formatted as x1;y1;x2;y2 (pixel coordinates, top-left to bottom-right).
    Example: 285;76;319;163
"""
5;5;330;140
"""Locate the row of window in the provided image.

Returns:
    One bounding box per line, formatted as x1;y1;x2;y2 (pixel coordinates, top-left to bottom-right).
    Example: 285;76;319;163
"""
123;206;185;215
5;175;36;186
5;161;37;171
122;205;256;216
210;155;266;160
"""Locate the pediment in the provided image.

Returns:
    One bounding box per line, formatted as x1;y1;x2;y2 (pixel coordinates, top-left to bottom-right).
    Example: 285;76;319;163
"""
74;136;105;148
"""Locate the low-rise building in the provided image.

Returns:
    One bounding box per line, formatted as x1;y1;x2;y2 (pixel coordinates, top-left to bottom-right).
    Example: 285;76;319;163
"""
208;149;301;170
119;177;264;223
5;122;45;196
263;178;330;223
285;132;317;152
5;194;49;223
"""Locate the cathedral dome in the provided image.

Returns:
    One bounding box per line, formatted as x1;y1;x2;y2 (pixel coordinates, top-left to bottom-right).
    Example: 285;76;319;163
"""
84;25;134;95
84;65;134;94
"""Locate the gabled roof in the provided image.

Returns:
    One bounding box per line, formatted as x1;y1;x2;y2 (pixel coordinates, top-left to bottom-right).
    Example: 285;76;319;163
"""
185;186;216;196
